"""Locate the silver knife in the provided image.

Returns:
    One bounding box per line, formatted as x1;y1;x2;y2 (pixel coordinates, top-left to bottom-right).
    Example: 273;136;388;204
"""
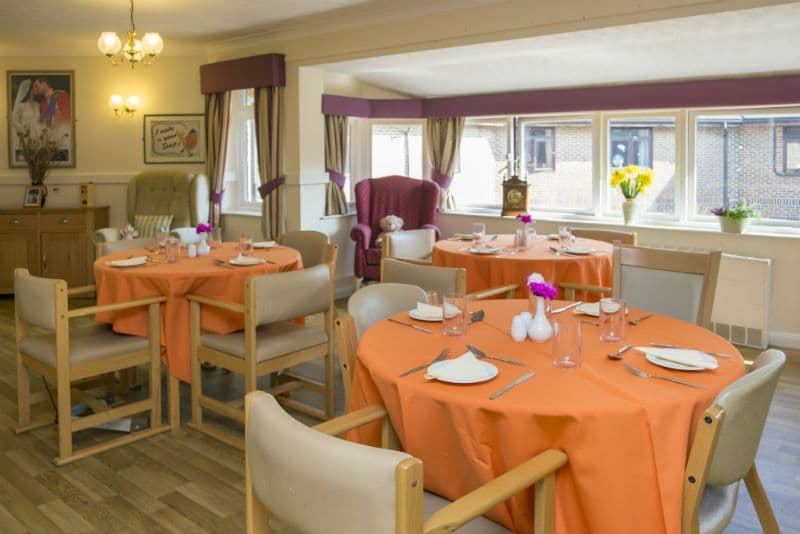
655;376;706;389
388;318;433;334
466;344;526;366
551;301;582;314
399;348;449;377
490;372;536;400
649;342;733;358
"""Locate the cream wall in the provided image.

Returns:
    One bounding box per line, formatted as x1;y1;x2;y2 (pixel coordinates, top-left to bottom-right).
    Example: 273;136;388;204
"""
0;55;206;227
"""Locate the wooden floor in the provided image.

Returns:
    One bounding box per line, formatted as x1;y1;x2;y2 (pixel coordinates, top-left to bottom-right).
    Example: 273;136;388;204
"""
0;294;797;533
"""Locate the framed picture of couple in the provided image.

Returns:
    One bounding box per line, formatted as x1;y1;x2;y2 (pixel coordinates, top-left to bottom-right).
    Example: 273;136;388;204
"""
7;70;75;168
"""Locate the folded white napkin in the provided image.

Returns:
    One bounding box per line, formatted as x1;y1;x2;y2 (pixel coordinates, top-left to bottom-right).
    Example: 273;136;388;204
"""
636;347;718;370
427;351;488;381
253;241;276;248
110;256;147;267
574;302;600;316
231;254;265;265
415;302;458;320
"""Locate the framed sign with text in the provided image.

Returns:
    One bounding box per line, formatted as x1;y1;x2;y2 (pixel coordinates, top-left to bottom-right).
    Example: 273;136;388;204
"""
143;113;206;164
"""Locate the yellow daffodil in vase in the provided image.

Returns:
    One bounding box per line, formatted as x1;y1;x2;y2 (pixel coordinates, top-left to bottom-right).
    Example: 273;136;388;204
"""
610;165;654;225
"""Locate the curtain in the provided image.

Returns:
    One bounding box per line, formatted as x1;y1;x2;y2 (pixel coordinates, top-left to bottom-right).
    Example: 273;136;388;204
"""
205;92;231;228
254;87;283;240
424;117;465;210
324;115;348;216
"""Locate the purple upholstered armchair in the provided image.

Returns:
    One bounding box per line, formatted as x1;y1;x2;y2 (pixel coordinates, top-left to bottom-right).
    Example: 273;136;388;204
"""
351;176;441;281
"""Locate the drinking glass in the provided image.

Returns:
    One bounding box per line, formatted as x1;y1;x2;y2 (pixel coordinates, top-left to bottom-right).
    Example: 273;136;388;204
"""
426;290;439;306
552;316;582;369
165;237;181;263
156;226;169;253
599;298;626;343
211;227;223;248
239;232;254;256
513;228;527;251
558;226;572;249
472;222;486;246
442;293;467;336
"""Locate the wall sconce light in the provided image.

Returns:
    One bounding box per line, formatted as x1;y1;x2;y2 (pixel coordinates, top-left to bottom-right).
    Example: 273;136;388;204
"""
109;94;139;117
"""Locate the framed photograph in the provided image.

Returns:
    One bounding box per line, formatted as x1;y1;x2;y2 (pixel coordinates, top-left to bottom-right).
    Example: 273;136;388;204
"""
143;114;206;164
23;185;45;208
7;70;75;168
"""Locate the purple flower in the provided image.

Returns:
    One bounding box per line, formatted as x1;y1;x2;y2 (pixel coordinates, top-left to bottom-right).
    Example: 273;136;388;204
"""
196;222;212;234
709;206;727;216
516;213;533;224
527;280;558;300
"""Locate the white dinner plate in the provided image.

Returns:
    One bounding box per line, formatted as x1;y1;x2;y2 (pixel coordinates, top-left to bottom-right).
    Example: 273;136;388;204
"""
253;241;277;249
644;352;717;372
547;234;560;240
108;256;148;268
573;302;629;317
229;257;267;266
453;233;474;240
469;246;503;255
564;246;595;255
408;308;459;322
426;360;498;384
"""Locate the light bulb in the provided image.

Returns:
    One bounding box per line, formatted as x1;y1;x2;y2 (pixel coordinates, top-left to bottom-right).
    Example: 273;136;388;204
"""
98;32;122;55
125;96;140;112
108;94;123;111
142;33;163;55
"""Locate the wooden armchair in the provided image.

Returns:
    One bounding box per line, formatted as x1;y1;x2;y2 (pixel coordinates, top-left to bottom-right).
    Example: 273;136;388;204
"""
14;269;168;465
380;258;517;301
383;229;436;265
245;391;568;534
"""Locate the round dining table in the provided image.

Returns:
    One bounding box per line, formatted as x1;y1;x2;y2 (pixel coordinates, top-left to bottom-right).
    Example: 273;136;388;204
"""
432;235;613;300
94;242;303;383
348;299;745;534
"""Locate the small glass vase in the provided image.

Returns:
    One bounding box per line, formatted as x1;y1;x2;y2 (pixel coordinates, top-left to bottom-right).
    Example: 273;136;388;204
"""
527;295;553;342
622;198;639;225
197;234;211;256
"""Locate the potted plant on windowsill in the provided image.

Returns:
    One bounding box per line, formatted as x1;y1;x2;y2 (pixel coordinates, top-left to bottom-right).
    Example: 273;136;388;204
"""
710;200;760;234
610;165;654;225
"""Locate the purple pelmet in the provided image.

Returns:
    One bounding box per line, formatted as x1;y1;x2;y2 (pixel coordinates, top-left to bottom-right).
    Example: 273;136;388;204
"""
528;281;558;300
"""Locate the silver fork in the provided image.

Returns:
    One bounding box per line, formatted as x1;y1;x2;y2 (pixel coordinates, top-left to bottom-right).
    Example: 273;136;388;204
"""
623;363;705;389
399;348;449;377
629;313;653;326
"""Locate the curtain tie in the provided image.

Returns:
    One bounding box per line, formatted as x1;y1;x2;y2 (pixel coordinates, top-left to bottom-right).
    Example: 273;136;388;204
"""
210;189;225;203
326;169;347;189
258;177;286;199
431;169;454;189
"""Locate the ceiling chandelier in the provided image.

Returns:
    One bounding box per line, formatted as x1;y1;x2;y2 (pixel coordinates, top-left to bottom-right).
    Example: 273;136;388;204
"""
97;0;163;67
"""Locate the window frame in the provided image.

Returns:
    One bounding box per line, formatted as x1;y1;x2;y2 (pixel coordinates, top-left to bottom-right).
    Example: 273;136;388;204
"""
783;125;800;174
525;126;556;172
225;89;262;213
451;115;512;210
368;118;428;180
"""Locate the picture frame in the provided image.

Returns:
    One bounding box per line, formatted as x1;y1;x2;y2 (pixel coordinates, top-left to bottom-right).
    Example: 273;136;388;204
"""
7;70;76;168
143;114;206;164
23;185;45;208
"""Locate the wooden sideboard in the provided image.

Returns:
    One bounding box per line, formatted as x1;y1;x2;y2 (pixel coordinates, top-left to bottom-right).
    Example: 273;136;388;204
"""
0;207;109;293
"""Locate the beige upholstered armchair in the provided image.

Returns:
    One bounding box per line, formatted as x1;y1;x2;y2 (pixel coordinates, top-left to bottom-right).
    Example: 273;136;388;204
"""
94;170;210;244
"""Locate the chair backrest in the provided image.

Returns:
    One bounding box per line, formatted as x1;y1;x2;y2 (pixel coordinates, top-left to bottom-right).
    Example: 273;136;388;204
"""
381;258;465;297
354;176;440;248
96;237;157;258
249;264;332;326
383;229;436;261
348;283;427;338
705;349;785;486
612;244;721;328
127;170;209;228
246;392;412;534
14;268;60;330
279;230;329;268
572;228;637;246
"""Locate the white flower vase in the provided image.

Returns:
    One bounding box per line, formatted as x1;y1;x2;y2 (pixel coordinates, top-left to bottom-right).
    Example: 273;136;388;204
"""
197;234;210;256
527;295;553;342
622;199;639;225
719;217;749;234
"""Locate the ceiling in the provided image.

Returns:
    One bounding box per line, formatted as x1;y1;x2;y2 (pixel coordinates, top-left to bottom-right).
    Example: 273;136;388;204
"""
0;0;380;54
320;4;800;97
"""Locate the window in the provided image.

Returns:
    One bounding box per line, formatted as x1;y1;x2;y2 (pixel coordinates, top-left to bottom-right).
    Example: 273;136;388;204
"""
522;118;593;212
224;89;260;210
694;113;800;221
370;123;423;178
607;118;676;216
450;118;509;209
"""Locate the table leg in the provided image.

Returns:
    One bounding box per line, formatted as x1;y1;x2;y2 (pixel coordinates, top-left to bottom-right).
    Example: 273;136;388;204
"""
169;375;181;430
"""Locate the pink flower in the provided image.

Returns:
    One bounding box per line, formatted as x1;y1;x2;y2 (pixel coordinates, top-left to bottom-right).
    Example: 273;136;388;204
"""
196;222;212;234
516;213;533;224
526;272;557;300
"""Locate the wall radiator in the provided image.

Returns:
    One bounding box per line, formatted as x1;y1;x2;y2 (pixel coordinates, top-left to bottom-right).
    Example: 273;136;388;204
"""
711;253;772;349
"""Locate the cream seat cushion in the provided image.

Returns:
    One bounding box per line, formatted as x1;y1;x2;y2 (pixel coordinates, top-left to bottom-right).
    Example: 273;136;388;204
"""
201;322;327;362
19;325;149;367
699;482;739;534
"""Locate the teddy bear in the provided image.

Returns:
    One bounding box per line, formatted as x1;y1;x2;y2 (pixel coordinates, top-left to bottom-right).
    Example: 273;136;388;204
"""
119;223;139;240
375;214;404;247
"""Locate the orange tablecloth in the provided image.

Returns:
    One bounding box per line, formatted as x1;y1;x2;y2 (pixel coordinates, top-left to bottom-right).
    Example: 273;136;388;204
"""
94;243;302;382
432;235;612;300
349;299;745;534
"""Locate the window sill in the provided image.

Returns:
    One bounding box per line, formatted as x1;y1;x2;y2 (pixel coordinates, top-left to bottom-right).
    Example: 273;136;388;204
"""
440;209;800;239
320;212;356;220
222;209;260;217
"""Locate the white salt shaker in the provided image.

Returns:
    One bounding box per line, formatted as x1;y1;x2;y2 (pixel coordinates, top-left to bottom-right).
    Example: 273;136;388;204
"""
510;315;528;342
187;243;197;258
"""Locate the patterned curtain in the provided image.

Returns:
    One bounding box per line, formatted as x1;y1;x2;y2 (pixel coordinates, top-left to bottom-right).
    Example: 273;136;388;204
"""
324;115;348;216
424;117;465;210
205;92;231;227
254;87;283;240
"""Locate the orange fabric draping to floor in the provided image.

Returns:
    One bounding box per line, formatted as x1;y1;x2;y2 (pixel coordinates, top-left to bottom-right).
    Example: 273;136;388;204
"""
432;235;612;301
94;243;302;382
348;299;745;534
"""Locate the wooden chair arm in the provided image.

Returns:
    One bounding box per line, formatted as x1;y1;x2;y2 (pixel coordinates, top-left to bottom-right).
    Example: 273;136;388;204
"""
185;293;246;314
67;296;167;318
423;449;568;534
466;284;518;301
313;404;388;436
68;285;96;296
558;282;611;301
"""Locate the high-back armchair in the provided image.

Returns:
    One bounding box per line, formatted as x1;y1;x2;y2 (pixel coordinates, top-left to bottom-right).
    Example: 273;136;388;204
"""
351;176;440;281
94;170;210;244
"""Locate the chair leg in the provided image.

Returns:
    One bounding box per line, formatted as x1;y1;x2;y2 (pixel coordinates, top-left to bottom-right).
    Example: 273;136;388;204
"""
56;375;73;462
744;465;779;533
16;356;31;430
191;355;202;426
325;350;334;418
